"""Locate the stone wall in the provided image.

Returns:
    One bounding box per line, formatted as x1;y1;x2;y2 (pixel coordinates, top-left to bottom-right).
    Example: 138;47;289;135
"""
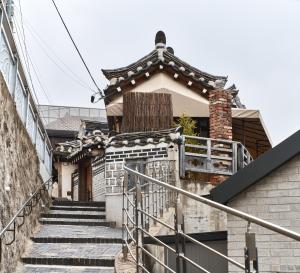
227;154;300;273
105;142;178;227
105;143;169;194
0;76;50;273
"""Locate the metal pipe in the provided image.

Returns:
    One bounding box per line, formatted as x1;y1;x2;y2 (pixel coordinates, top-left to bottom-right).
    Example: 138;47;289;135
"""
139;245;176;273
138;208;175;231
179;253;210;273
139;227;176;254
124;166;300;241
0;177;53;238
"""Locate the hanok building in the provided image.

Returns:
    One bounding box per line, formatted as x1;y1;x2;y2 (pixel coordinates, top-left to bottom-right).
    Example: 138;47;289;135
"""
53;31;272;216
53;124;106;202
102;31;271;158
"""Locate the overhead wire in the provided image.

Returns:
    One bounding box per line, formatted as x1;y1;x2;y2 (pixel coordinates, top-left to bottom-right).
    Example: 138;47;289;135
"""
14;6;95;92
50;0;104;97
15;2;76;131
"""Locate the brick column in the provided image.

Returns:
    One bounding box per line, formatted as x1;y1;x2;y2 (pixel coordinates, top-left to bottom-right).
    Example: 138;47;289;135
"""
209;89;233;184
209;89;232;140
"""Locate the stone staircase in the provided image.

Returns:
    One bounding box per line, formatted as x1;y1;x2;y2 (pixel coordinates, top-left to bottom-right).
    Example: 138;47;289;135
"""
18;200;122;273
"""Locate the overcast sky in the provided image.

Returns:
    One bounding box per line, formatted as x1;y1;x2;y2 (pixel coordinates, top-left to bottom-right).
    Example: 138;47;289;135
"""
15;0;300;145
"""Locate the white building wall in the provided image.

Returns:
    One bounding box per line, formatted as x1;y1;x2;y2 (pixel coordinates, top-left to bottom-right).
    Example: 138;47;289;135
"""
227;154;300;273
61;163;77;199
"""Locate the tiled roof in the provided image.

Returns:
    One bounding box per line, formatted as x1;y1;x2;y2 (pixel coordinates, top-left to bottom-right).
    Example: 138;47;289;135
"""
102;50;227;89
55;127;183;160
107;127;183;148
102;31;244;108
54;131;107;160
46;115;102;132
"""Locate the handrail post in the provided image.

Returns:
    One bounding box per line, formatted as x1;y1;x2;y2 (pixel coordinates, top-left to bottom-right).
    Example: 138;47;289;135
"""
232;142;238;174
175;194;183;273
159;166;164;218
244;223;259;273
207;139;212;172
179;136;185;178
122;171;128;261
0;238;2;264
135;176;143;272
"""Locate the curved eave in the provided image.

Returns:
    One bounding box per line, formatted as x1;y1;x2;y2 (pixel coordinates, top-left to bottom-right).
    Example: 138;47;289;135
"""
163;51;227;82
103;62;220;104
102;49;227;85
102;50;158;80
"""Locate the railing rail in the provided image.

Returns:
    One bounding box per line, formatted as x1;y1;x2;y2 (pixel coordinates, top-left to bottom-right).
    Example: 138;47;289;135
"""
0;176;53;263
123;164;300;273
183;135;253;176
0;3;52;176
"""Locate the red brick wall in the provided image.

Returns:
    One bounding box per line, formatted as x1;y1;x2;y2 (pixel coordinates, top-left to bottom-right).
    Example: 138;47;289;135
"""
209;89;232;140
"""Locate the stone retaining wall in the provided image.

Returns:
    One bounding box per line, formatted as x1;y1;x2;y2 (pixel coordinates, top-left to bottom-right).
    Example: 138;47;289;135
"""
0;75;50;273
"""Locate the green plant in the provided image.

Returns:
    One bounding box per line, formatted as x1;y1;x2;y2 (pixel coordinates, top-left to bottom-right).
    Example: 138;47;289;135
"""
173;114;197;136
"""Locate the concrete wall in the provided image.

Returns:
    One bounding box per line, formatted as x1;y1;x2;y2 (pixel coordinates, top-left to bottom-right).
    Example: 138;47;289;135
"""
181;180;227;234
227;154;300;273
0;76;50;273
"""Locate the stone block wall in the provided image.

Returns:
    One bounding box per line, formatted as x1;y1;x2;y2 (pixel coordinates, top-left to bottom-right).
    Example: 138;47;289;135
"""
105;143;169;194
227;154;300;273
105;142;178;227
0;76;50;273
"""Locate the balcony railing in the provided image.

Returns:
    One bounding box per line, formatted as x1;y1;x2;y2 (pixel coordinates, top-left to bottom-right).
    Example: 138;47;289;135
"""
0;4;52;177
182;135;253;176
122;163;300;273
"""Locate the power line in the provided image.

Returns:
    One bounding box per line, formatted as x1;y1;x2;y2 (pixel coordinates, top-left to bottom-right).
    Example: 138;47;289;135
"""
51;0;103;97
13;6;95;92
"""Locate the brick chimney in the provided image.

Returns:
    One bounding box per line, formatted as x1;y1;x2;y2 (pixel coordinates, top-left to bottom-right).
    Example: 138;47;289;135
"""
209;89;232;140
209;89;233;185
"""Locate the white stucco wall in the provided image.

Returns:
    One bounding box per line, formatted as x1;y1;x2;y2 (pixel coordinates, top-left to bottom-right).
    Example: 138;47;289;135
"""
227;154;300;273
61;163;77;199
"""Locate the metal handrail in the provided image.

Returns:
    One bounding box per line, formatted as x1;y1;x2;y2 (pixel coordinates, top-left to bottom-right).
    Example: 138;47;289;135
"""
123;164;300;273
125;166;300;241
0;176;53;263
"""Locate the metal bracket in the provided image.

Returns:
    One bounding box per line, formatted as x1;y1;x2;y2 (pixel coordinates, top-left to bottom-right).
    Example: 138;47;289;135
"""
245;231;259;273
5;222;16;246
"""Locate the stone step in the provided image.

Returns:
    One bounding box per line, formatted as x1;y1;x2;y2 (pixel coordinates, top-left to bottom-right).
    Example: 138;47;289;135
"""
50;205;105;212
22;243;121;267
21;265;114;273
31;225;123;244
52;200;105;207
41;210;106;219
39;218;115;227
